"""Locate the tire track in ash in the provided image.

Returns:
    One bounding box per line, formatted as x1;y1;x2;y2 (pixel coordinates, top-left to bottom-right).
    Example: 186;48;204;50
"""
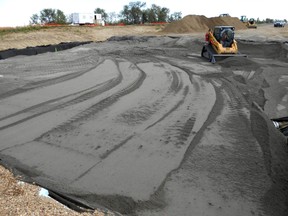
134;58;215;163
135;72;269;216
120;51;201;137
145;86;189;130
91;61;190;157
65;63;215;214
220;77;250;122
109;47;187;130
168;70;183;94
115;63;184;127
0;76;122;131
154;59;251;159
0;63;101;99
0;59;144;153
148;60;214;134
37;61;147;138
34;58;189;183
132;56;217;145
0;53;102;99
121;59;219;215
0;48;101;76
19;59;189;190
2;58;145;168
0;43;216;215
0;59;123;130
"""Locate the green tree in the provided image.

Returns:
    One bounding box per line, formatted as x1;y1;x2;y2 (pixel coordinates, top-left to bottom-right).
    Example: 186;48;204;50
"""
94;8;108;22
38;8;67;24
130;1;146;24
148;4;160;22
143;4;171;23
107;12;117;24
265;18;274;23
30;13;39;24
40;8;56;23
157;7;170;22
168;12;182;22
142;9;154;23
112;2;182;24
120;1;146;24
55;9;67;24
120;5;130;24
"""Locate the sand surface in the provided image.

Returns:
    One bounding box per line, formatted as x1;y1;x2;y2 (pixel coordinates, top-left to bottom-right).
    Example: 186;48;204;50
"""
0;16;288;216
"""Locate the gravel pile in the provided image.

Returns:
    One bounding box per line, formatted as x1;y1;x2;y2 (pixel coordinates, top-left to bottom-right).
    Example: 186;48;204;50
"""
162;15;247;33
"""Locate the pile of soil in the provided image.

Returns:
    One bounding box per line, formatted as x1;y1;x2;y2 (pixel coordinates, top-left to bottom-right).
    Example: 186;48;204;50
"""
163;15;247;33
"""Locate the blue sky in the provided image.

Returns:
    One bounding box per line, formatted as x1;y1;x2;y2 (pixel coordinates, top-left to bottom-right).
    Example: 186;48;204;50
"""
0;0;287;27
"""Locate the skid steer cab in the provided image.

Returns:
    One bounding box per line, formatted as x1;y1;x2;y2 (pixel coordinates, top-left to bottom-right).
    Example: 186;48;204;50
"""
201;26;247;63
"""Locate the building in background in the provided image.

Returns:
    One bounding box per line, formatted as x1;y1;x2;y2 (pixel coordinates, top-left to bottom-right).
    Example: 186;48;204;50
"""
71;13;102;25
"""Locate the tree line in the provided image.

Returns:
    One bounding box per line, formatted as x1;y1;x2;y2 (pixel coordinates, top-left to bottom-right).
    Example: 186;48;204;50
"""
30;1;182;25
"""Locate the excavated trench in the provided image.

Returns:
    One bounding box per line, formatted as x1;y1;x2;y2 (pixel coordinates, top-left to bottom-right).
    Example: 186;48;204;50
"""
0;36;287;216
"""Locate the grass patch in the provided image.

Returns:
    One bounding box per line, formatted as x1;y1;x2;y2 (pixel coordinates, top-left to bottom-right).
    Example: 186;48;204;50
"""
0;25;50;37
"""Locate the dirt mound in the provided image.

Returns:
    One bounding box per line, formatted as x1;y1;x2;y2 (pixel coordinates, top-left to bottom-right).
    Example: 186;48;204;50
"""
218;56;259;69
163;15;247;34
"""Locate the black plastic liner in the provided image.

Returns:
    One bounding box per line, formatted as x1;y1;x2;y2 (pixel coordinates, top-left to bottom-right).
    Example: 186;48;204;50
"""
0;41;92;60
48;190;94;213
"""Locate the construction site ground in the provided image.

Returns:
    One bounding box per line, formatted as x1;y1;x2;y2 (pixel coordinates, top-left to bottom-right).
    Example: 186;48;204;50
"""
0;16;288;216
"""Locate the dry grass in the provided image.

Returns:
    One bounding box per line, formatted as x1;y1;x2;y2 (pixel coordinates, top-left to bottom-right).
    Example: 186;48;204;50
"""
0;165;110;216
0;25;164;51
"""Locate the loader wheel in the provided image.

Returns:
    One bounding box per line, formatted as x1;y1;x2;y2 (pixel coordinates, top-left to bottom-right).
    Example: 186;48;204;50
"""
209;53;213;62
201;46;206;57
